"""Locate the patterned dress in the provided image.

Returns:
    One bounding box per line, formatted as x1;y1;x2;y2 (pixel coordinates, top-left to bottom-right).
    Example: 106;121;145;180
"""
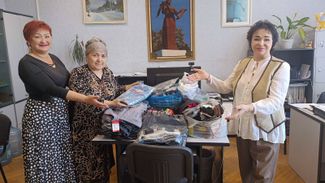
68;65;124;182
19;54;76;183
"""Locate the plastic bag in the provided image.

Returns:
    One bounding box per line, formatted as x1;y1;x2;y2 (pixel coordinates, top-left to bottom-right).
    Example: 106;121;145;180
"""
101;103;148;139
147;90;183;109
178;72;199;100
148;78;183;109
116;83;154;106
152;78;179;95
183;99;227;139
137;111;188;146
178;72;209;102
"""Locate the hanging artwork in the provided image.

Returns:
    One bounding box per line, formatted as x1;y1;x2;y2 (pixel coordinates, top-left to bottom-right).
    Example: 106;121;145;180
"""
83;0;127;24
221;0;252;27
146;0;195;61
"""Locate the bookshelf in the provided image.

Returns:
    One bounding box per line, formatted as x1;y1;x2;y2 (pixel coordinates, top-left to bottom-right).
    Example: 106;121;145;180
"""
272;48;314;103
313;30;325;103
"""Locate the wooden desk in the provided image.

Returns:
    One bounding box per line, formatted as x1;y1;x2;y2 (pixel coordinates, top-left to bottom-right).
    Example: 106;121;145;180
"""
93;135;229;183
289;104;325;183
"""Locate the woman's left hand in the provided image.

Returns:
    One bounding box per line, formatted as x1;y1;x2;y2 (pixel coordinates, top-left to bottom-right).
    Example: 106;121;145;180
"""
85;95;108;109
104;99;128;108
225;104;254;121
125;81;141;90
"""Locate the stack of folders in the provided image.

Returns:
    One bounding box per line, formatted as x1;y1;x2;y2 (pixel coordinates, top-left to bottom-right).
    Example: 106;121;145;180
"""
286;83;308;104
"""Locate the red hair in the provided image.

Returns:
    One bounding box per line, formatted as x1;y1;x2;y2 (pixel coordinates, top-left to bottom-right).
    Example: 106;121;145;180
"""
23;20;52;42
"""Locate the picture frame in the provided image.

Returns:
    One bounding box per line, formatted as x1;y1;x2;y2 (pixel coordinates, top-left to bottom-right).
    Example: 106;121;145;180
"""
146;0;195;61
221;0;252;27
82;0;127;24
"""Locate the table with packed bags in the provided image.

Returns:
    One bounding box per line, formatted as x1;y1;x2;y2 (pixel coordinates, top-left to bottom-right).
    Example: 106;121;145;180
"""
93;77;230;183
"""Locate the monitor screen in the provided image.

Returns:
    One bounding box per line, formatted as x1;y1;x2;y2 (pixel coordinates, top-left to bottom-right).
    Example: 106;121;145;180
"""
146;66;201;86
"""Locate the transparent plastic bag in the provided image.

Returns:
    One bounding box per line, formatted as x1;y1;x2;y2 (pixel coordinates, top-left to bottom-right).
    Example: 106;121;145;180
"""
178;72;209;102
137;111;188;146
116;83;154;106
101;103;148;139
152;78;179;95
183;99;227;139
178;72;199;100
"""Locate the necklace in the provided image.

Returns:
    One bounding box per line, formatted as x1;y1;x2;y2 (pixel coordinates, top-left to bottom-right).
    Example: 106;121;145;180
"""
48;63;56;68
30;52;56;68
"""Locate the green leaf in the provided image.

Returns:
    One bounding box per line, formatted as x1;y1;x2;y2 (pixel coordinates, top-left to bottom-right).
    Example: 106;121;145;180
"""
272;13;314;40
69;34;85;65
298;28;306;41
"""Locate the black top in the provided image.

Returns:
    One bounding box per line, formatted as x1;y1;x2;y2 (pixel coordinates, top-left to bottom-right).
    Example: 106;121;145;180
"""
18;54;70;101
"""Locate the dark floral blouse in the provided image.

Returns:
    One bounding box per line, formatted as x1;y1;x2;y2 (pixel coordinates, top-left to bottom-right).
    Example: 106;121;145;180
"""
68;65;124;182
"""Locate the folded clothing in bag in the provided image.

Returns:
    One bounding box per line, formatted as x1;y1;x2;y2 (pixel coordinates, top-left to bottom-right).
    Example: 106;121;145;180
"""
183;99;227;139
101;103;147;139
116;83;154;106
137;111;188;146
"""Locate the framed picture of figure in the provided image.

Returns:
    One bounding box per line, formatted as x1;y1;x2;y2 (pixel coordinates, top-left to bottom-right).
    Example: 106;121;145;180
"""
83;0;127;24
221;0;252;27
146;0;195;61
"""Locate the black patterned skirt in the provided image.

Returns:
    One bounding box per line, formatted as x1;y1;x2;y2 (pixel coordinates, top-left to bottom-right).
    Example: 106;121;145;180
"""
22;97;76;183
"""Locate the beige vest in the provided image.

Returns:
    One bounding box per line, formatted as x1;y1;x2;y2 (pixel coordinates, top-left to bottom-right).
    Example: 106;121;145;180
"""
232;57;286;133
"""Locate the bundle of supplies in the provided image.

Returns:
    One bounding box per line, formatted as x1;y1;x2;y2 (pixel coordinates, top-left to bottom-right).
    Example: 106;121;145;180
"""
178;72;209;102
101;102;148;139
137;110;188;146
183;99;227;139
116;83;154;106
147;78;183;109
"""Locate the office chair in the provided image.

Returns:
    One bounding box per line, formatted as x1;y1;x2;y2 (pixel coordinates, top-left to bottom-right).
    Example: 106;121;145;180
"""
126;143;194;183
317;92;325;103
0;114;12;183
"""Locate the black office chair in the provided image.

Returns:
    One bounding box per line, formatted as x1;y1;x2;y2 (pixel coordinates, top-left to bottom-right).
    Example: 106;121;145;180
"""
0;114;12;183
317;92;325;103
126;143;194;183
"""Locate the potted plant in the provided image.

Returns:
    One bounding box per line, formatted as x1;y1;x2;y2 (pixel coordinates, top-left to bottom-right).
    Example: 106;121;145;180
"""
272;13;314;49
69;34;85;65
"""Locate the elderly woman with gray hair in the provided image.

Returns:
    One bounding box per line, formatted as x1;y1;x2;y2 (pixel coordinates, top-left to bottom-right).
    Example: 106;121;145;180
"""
68;37;138;182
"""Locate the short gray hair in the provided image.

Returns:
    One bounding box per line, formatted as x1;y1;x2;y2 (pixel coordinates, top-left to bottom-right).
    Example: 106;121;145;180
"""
85;37;108;56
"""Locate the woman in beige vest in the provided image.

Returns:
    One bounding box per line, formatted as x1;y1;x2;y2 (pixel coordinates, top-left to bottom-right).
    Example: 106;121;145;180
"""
188;20;290;183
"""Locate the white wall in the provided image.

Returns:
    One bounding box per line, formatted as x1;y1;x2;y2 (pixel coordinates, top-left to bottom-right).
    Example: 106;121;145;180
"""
0;0;5;9
2;0;325;90
3;0;36;18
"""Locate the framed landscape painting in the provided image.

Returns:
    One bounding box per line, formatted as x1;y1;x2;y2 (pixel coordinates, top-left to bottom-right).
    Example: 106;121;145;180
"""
83;0;127;24
146;0;195;61
221;0;252;27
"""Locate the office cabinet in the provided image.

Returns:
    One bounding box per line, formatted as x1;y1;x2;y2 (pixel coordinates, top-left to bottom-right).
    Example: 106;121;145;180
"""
313;30;325;102
0;11;14;108
289;106;325;183
0;9;32;127
273;48;314;103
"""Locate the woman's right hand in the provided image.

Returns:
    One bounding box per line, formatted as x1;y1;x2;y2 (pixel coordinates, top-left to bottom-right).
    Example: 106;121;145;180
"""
187;68;210;81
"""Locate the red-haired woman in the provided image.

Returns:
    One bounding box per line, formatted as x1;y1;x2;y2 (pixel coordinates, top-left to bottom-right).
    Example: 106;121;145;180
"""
18;20;107;183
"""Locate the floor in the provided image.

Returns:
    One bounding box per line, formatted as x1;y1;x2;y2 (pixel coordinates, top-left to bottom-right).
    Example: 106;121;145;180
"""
0;137;304;183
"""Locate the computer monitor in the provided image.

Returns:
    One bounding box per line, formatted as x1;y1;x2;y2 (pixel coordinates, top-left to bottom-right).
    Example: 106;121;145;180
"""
146;66;201;86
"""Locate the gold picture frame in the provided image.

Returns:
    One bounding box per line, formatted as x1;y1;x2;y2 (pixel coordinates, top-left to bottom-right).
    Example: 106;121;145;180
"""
83;0;127;24
221;0;252;27
146;0;195;61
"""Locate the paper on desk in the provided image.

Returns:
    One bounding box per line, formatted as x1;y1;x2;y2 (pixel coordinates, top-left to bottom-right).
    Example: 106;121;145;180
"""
116;72;147;77
311;104;325;111
291;103;314;110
